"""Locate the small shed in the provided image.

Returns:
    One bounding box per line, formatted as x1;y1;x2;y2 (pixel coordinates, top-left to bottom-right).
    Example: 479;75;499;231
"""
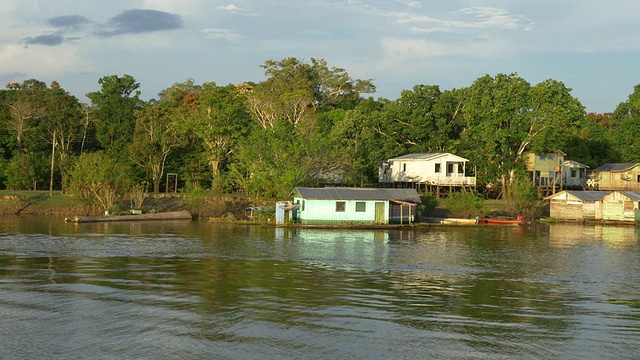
601;191;640;222
291;187;421;225
545;191;611;221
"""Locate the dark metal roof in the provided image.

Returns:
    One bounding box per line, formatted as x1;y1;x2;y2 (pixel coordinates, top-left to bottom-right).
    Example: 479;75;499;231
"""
592;163;639;172
294;187;422;204
546;190;612;201
615;191;640;201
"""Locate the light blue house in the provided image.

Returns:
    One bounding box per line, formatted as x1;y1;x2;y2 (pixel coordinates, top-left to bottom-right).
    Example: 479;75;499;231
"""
290;187;421;225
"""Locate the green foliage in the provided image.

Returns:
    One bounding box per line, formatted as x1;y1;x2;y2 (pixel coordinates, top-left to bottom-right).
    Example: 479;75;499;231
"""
419;194;438;215
86;74;143;153
504;177;540;218
4;154;37;190
440;192;487;218
67;151;133;214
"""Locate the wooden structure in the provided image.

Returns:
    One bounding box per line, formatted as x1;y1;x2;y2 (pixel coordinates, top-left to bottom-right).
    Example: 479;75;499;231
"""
589;163;640;191
562;160;589;188
524;151;564;195
545;191;610;221
378;153;476;196
601;191;640;222
290;187;421;225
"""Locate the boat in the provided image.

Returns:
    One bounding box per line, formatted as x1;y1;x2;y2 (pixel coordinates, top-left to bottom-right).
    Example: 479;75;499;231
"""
65;210;193;223
440;218;479;225
478;215;529;225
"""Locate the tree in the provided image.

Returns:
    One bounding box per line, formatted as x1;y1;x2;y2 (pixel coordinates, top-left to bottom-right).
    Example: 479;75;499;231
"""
172;82;252;190
67;151;133;214
40;84;85;192
610;84;640;162
86;74;143;153
2;80;47;155
245;57;375;130
459;74;585;192
129;102;184;193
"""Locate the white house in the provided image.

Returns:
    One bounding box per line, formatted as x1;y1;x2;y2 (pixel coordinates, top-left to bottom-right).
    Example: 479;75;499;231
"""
562;160;589;188
378;153;476;187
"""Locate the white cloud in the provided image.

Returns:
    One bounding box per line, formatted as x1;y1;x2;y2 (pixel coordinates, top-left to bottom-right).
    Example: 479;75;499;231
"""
200;28;246;42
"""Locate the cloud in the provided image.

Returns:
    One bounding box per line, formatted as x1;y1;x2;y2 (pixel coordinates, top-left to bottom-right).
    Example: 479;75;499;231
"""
48;15;91;31
200;28;246;42
396;6;533;33
23;33;65;46
97;9;183;37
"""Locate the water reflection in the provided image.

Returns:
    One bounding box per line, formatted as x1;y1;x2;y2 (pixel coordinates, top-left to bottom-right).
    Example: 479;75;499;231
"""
0;219;639;359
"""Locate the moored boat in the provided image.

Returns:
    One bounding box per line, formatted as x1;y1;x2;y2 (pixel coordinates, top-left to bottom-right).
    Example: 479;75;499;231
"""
478;215;529;225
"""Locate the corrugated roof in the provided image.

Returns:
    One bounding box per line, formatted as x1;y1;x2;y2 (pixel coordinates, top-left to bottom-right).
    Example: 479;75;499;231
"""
294;187;422;204
592;163;639;172
387;153;468;162
563;160;589;168
546;190;611;201
615;191;640;201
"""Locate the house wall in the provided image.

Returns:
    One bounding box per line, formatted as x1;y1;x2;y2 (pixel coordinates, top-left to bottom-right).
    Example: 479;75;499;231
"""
593;166;640;190
563;165;587;187
602;192;638;221
550;200;583;220
525;153;564;186
294;198;387;225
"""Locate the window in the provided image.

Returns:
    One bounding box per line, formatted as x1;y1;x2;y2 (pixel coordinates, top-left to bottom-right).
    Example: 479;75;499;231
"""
571;169;577;178
302;200;305;211
336;201;346;212
539;155;546;161
447;163;454;174
403;163;406;172
458;163;464;174
435;163;441;173
355;202;366;212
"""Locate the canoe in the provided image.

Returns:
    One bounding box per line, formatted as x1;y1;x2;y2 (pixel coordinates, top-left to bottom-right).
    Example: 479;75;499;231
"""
478;216;529;225
440;218;479;225
65;210;193;223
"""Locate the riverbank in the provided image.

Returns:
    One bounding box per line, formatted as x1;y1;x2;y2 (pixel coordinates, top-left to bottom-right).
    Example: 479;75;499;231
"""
0;190;259;219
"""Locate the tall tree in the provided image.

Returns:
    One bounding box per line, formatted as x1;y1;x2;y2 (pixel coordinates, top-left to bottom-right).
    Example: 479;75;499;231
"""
2;80;47;155
129;102;184;193
172;82;252;190
86;74;143;153
610;84;640;162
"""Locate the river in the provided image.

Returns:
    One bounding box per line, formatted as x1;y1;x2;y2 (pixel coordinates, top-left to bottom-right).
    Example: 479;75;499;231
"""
0;216;639;359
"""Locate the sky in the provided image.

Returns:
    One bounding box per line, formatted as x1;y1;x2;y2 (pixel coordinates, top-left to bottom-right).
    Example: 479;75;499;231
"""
1;0;639;114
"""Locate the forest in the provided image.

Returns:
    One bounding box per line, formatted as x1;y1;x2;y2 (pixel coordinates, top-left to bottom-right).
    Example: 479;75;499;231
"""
1;57;638;212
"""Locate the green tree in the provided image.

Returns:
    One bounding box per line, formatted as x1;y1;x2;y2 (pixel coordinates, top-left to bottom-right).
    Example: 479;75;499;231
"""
2;80;47;155
172;82;252;190
129;102;184;193
459;74;585;194
610;84;640;162
67;151;133;214
86;74;143;153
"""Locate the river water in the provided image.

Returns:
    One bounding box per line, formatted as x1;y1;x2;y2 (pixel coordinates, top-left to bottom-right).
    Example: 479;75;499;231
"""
0;216;638;359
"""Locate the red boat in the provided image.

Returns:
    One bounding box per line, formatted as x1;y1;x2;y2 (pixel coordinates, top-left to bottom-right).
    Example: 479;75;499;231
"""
479;215;529;225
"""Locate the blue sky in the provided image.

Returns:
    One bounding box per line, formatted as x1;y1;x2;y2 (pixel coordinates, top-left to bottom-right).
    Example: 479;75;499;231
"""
1;0;638;114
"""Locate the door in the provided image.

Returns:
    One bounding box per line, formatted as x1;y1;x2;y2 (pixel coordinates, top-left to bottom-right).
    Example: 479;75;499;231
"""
375;202;385;224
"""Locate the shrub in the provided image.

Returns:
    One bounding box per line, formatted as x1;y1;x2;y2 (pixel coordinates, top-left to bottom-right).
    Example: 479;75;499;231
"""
440;192;487;218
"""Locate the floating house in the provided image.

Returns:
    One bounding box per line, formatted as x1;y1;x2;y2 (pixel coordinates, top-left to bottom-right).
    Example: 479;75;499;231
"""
589;163;640;190
601;191;640;222
545;190;611;221
289;187;421;225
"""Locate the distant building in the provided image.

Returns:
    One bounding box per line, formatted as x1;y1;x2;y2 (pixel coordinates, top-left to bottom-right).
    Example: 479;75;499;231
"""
562;160;589;188
589;163;640;191
545;190;611;221
524;151;565;187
